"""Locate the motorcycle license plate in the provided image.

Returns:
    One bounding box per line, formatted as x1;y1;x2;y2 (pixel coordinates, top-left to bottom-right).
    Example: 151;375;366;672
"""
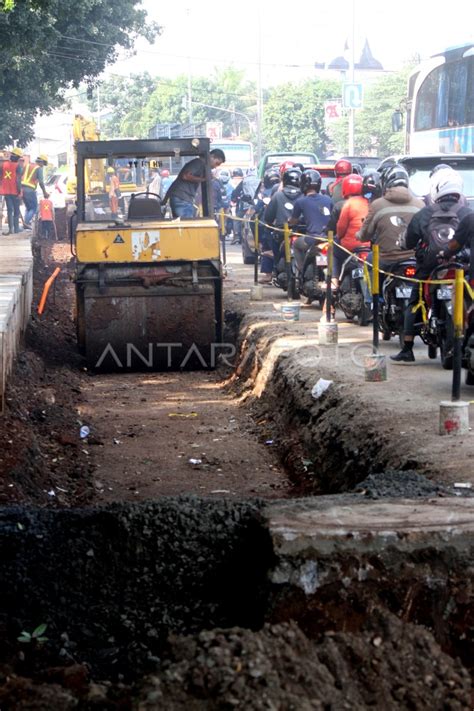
437;286;452;300
316;255;327;266
395;287;412;298
352;267;364;278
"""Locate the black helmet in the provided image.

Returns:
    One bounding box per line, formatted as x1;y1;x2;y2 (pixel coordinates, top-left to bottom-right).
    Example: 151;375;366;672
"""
362;170;382;200
282;167;302;187
232;167;243;177
263;167;280;189
377;157;397;185
300;169;322;194
383;164;409;190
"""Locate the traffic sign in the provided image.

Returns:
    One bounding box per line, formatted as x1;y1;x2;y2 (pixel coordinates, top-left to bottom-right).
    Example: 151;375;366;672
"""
343;83;363;109
324;100;343;122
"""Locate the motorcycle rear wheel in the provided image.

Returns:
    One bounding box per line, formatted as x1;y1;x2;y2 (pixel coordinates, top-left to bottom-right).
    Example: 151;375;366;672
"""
288;276;300;301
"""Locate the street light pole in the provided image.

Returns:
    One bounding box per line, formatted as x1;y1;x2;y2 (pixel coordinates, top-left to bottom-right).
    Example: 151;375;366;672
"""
348;0;355;155
190;101;253;135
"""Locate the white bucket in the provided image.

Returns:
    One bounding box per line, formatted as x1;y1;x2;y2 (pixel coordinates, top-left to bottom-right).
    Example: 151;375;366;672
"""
364;354;387;382
318;322;338;344
281;303;300;322
250;285;263;301
439;400;470;436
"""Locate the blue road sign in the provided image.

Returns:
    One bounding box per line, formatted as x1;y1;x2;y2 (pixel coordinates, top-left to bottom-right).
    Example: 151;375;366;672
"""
343;83;363;109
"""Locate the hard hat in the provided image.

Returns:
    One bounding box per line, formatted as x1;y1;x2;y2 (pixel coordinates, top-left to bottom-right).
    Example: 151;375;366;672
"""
107;166;115;174
37;154;48;164
11;147;23;157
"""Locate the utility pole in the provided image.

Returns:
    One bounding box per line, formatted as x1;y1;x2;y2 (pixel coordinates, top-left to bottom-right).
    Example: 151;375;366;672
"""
256;5;263;163
348;0;355;155
185;7;193;124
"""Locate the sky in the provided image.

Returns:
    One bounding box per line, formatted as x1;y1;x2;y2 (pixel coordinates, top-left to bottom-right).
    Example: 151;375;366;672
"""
105;0;474;86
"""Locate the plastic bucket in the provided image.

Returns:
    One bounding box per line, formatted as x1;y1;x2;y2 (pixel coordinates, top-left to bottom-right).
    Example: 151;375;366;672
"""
364;354;387;382
439;400;469;436
318;322;338;344
250;285;263;301
281;303;300;322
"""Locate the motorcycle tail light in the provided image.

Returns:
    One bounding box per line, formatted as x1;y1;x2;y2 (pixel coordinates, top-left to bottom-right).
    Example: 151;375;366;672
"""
319;242;329;254
404;266;416;277
290;235;298;244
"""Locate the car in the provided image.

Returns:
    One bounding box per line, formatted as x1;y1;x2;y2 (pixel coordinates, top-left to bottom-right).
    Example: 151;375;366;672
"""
396;154;474;207
305;164;336;195
258;151;319;179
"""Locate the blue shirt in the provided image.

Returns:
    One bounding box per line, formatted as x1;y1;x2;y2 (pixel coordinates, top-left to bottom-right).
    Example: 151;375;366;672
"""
292;193;333;235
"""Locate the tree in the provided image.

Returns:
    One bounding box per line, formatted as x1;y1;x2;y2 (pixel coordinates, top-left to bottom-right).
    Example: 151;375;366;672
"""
328;66;414;157
0;0;160;146
262;78;340;157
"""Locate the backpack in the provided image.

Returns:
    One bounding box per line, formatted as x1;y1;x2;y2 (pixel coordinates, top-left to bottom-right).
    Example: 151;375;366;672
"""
426;200;465;255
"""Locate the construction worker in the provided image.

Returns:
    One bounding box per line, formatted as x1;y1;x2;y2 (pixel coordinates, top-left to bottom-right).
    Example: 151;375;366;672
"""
38;195;56;239
0;147;24;234
107;166;120;219
21;154;49;228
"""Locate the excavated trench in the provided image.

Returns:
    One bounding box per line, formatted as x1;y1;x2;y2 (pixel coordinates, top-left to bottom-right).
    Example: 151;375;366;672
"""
0;245;473;708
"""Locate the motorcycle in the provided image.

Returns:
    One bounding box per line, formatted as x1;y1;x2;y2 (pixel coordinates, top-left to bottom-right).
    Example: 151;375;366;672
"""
464;302;474;385
379;258;417;344
288;238;328;306
334;246;371;326
420;259;472;371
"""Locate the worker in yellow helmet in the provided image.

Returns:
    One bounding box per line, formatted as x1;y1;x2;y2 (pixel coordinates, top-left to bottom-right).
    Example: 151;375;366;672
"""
21;154;49;229
0;147;24;234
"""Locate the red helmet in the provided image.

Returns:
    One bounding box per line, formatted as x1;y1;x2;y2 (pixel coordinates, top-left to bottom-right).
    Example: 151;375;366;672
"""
342;174;363;198
279;160;295;177
335;159;352;177
161;169;170;177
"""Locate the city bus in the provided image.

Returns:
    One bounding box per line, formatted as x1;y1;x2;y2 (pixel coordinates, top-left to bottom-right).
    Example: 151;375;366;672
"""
209;138;254;172
404;43;474;154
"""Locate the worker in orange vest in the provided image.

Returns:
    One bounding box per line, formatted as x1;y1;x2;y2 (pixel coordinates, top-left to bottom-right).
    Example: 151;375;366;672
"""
38;195;56;239
107;166;120;219
0;147;24;234
21;154;49;229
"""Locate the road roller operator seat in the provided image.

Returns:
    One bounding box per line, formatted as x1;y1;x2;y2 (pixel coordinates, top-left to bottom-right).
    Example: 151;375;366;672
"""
127;192;163;220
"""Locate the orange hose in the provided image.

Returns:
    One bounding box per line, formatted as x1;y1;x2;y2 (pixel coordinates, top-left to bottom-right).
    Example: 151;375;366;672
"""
37;267;61;315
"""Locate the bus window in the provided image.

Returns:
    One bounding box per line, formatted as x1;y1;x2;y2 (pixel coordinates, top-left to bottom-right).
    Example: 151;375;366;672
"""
447;60;468;126
415;67;442;131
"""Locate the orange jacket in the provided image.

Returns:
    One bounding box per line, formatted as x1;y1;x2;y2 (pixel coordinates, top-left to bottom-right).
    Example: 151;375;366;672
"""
337;196;370;253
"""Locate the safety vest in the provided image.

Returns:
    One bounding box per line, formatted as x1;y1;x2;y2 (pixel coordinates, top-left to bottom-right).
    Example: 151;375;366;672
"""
1;160;21;195
21;163;40;189
39;198;53;221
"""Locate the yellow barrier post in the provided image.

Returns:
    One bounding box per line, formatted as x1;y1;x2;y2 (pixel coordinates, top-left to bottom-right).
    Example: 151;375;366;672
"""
372;244;380;351
253;216;259;286
452;267;464;401
219;208;226;266
283;222;292;302
326;231;334;322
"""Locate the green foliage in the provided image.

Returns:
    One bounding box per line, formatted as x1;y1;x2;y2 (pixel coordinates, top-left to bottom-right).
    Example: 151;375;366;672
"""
328;66;413;157
18;624;48;644
262;78;340;157
94;67;258;141
0;0;160;146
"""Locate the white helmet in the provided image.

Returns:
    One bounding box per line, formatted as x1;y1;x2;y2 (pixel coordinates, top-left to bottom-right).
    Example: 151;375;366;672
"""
430;168;463;203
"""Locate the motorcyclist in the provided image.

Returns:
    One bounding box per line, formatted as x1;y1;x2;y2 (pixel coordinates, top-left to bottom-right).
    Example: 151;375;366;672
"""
218;168;233;237
327;159;352;203
391;169;471;363
357;164;424;268
333;174;371;283
230;167;246;244
290;169;333;272
253;168;280;283
263;167;302;265
361;170;382;203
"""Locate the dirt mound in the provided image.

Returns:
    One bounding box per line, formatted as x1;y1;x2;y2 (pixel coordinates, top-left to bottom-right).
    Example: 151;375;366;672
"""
0;613;469;710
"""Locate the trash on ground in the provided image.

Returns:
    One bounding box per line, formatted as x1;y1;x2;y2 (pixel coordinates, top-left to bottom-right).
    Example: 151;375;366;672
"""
311;378;334;399
188;458;202;466
210;489;231;494
113;438;122;445
168;412;198;419
79;425;90;439
265;440;274;445
453;482;473;489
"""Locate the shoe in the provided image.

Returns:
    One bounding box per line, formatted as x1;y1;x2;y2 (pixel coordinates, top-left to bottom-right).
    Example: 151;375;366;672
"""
390;348;415;364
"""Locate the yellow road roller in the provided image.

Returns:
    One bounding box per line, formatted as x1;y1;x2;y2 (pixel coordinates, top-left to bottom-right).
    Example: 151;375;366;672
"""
72;137;223;369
